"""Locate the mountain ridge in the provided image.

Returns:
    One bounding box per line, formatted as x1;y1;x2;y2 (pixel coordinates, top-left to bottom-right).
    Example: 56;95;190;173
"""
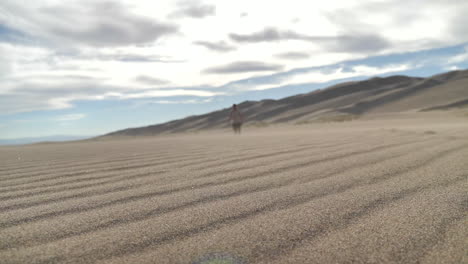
102;69;468;137
0;135;94;146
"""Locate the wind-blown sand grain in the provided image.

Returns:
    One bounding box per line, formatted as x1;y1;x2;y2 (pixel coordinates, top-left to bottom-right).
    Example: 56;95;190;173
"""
1;114;467;264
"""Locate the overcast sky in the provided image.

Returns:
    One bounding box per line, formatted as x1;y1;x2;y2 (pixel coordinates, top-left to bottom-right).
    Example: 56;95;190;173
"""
1;0;468;139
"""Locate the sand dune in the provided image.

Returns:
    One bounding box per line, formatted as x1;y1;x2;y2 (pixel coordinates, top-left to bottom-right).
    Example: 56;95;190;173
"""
102;69;468;137
0;113;467;263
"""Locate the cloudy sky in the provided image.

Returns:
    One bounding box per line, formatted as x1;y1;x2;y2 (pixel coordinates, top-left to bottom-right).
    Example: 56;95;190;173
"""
1;0;468;139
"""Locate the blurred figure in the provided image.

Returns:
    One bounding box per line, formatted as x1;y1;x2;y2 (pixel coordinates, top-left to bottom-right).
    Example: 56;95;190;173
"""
229;104;244;134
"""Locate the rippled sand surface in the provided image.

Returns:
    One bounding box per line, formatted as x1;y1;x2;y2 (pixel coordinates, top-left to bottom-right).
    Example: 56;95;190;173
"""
1;114;467;263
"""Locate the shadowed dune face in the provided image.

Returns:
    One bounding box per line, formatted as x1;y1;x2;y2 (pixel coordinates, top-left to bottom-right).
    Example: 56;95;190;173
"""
0;115;467;263
102;69;468;138
421;98;468;111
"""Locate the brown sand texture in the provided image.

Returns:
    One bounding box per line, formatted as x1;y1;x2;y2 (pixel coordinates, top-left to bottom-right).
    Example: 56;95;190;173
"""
0;113;467;264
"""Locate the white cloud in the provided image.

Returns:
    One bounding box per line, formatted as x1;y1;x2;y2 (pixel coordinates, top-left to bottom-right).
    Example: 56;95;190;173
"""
0;0;467;114
240;63;411;91
446;65;459;71
168;1;216;19
99;89;221;99
0;1;178;47
447;46;468;64
56;114;86;121
0;74;221;114
154;98;213;104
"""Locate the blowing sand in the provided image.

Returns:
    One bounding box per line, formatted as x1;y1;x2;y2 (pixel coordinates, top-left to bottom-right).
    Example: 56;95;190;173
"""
0;112;467;264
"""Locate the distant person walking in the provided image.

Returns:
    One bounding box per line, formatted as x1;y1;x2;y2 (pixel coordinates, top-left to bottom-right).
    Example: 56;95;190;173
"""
229;104;244;134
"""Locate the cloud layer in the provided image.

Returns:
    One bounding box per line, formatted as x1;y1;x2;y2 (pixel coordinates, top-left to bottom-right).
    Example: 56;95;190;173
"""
169;1;216;18
1;0;468;117
193;41;236;52
1;1;179;47
203;61;284;74
229;27;390;53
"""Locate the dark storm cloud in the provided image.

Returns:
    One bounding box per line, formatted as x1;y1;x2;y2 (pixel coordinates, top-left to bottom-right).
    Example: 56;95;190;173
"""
203;61;284;74
275;52;310;60
229;27;390;53
193;41;236;52
169;1;216;19
134;75;170;85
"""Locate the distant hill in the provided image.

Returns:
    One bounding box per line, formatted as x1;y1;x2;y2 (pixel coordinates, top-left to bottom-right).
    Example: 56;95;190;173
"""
0;135;93;146
102;69;468;137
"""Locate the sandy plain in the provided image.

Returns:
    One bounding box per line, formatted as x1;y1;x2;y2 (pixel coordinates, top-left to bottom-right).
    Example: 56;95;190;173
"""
0;112;467;264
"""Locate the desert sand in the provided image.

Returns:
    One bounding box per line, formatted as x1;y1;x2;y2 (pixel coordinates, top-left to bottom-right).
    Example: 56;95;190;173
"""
0;112;467;264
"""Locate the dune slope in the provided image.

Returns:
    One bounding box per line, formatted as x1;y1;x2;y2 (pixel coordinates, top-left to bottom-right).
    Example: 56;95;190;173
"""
103;69;468;137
